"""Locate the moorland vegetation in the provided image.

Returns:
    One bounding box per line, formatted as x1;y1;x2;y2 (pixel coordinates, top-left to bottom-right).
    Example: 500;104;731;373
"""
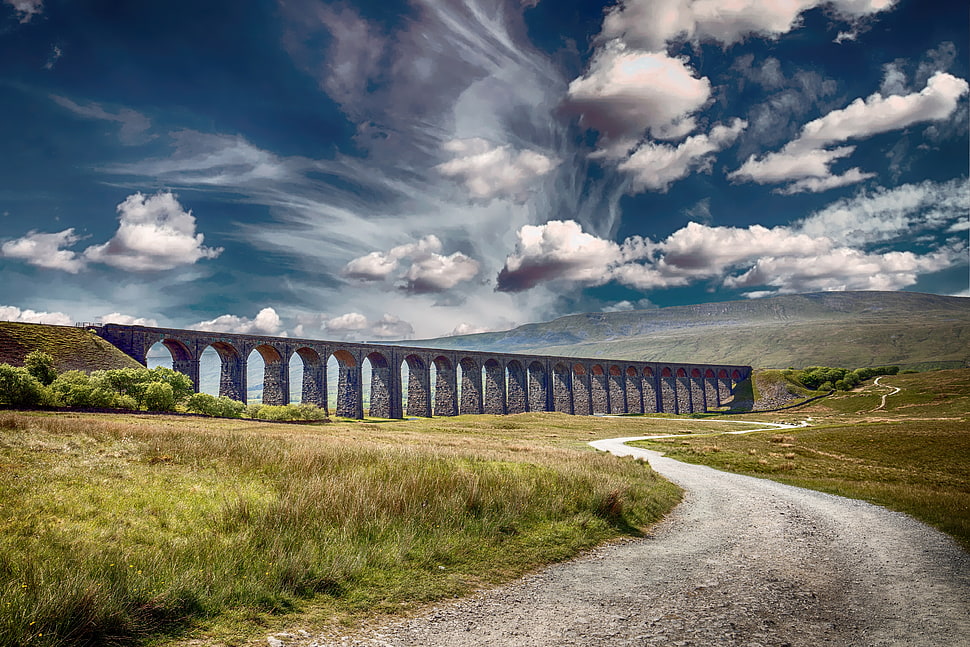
0;352;325;422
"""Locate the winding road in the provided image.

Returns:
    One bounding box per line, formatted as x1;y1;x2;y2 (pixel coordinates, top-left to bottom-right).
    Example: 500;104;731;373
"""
310;420;969;647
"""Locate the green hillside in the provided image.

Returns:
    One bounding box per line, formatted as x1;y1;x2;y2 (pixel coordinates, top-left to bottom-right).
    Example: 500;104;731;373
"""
0;322;142;372
411;291;970;369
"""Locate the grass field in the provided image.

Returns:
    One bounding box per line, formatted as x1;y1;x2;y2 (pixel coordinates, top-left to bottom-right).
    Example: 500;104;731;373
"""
0;411;686;647
2;368;967;646
631;369;970;551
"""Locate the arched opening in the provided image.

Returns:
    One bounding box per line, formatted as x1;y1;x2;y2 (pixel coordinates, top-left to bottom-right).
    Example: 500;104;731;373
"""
250;344;287;405
483;358;506;415
204;342;244;402
403;354;431;417
642;366;657;413
572;363;591;415
147;338;197;389
675;367;692;413
732;370;742;382
433;355;456;416
290;347;325;407
608;365;625;414
717;368;733;407
331;349;361;419
528;361;547;412
625;366;643;414
506;360;527;414
704;368;719;409
660;366;677;414
552;363;571;413
689;368;706;413
365;351;395;418
590;364;608;414
458;357;482;414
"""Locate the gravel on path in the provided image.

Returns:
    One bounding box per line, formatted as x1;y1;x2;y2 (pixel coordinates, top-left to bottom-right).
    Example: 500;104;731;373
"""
279;437;970;647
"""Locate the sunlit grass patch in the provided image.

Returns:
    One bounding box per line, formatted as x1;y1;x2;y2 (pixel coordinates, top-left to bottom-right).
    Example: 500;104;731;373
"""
0;411;681;646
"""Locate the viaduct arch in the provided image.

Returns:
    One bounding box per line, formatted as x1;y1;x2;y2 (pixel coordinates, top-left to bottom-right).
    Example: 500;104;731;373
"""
94;324;751;419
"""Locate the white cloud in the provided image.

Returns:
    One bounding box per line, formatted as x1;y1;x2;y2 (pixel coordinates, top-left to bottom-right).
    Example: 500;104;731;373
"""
191;307;283;336
51;95;154;145
779;168;877;194
44;44;62;70
325;312;369;333
436;138;558;202
565;41;710;157
4;0;43;23
602;300;634;312
317;311;414;341
98;312;159;327
496;220;626;292
731;72;969;192
370;314;414;339
342;251;399;282
1;229;85;273
723;245;957;294
495;184;967;297
402;250;480;294
83;191;222;271
600;0;896;50
619;119;747;192
0;304;72;326
796;177;970;245
343;234;480;294
449;322;497;336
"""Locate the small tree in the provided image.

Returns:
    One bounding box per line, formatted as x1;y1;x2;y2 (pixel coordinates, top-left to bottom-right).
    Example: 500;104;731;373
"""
23;351;58;386
143;382;176;411
0;364;49;407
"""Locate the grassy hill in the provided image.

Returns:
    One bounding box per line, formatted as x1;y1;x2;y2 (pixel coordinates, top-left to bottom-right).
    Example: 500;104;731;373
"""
411;291;970;369
0;321;141;372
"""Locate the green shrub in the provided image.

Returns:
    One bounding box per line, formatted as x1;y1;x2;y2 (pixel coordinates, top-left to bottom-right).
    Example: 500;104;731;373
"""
92;367;193;409
245;403;264;419
184;393;246;418
23;350;58;385
248;403;327;421
143;382;176;412
50;371;120;408
0;364;50;406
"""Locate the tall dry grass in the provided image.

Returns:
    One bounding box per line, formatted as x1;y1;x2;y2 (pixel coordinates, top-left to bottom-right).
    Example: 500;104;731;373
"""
0;411;679;646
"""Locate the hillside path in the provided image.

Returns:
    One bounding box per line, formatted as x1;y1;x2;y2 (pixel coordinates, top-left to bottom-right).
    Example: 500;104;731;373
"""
872;376;902;411
298;434;970;647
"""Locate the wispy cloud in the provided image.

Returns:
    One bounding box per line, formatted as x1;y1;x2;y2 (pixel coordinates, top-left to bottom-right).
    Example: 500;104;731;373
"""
730;72;969;193
4;0;43;23
50;95;154;145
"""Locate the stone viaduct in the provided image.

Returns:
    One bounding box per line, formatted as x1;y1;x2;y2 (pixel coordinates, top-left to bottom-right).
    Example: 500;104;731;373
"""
95;324;752;419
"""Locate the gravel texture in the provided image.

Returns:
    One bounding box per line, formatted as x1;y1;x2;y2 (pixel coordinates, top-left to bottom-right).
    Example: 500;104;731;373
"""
276;438;970;647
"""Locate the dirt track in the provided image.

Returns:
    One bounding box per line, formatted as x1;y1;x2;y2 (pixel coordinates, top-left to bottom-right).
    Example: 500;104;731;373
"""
293;438;970;647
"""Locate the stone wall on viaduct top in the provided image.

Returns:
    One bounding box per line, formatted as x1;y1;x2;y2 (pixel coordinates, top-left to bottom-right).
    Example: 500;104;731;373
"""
94;323;752;419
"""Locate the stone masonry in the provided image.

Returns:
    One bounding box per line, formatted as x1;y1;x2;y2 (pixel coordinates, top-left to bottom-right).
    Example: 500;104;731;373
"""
94;324;752;419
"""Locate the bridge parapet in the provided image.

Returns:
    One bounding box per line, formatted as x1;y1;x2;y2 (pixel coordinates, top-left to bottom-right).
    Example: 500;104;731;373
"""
95;324;752;419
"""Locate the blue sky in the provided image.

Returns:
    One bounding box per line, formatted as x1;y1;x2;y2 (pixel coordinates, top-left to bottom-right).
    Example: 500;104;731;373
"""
1;0;967;341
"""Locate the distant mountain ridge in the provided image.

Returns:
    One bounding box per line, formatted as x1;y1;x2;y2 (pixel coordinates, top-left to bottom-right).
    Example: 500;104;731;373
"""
409;292;970;369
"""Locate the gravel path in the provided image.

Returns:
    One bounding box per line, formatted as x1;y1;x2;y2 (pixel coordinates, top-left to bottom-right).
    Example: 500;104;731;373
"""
285;436;969;647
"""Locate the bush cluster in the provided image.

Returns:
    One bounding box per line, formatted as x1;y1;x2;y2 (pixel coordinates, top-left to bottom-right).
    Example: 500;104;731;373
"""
0;351;328;420
787;365;899;392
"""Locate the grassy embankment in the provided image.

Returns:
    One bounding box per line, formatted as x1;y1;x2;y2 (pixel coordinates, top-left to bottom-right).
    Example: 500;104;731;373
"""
0;322;140;373
631;369;970;550
0;411;692;647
